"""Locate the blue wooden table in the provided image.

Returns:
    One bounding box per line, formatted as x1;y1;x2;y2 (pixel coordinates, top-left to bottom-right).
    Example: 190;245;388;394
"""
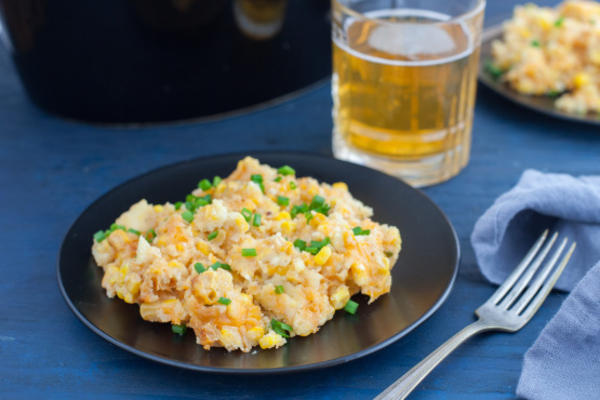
1;1;598;398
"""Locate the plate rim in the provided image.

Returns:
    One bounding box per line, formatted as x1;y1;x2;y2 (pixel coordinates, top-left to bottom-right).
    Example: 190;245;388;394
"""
479;24;600;126
57;150;460;375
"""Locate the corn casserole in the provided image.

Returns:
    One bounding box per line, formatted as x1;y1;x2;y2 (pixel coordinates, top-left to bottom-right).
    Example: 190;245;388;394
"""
91;157;402;352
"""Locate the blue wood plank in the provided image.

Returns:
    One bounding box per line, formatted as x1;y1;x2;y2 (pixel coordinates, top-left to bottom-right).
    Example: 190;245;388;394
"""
1;0;598;398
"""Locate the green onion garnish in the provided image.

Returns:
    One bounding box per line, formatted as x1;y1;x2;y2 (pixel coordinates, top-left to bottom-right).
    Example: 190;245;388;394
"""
207;230;218;241
290;204;308;219
277;196;289;206
198;179;212;191
484;60;503;80
145;228;156;241
250;174;265;193
274;176;282;182
289;181;297;190
531;39;540;47
210;262;231;271
352;227;371;236
242;248;257;257
344;300;359;315
293;239;307;251
275;285;284;294
127;228;141;235
212;176;222;187
241;208;252;222
277;166;295;176
194;262;206;273
172;324;187;335
218;297;231;305
174;201;182;210
93;230;107;242
181;210;194;223
252;213;261;227
270;319;292;338
555;16;564;27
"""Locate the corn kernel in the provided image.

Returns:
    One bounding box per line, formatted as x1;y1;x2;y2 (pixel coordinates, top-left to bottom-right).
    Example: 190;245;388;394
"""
259;331;286;349
573;73;590;89
276;211;291;220
168;260;181;268
196;241;210;255
127;280;141;295
235;215;250;233
330;285;350;309
351;263;369;286
309;213;327;227
215;182;226;195
281;220;295;234
314;245;331;265
153;205;163;212
176;243;184;252
248;326;265;341
156;238;167;246
332;182;348;191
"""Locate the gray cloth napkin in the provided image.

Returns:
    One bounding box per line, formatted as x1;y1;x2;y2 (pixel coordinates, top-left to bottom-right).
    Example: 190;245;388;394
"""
471;170;600;400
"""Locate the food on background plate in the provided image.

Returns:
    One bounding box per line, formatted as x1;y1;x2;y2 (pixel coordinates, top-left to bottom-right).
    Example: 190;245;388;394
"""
488;0;600;116
91;157;401;352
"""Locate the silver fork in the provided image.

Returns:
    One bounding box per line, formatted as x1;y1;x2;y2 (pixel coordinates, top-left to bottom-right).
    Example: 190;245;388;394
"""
375;230;576;400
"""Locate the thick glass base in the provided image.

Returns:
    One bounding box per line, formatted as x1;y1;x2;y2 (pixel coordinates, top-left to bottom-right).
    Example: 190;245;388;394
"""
332;133;469;187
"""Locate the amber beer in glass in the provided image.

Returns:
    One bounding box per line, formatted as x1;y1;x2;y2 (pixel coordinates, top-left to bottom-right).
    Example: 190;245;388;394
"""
332;0;485;186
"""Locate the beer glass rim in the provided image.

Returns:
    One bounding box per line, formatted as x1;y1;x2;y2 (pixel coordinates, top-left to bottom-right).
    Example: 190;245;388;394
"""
333;0;486;24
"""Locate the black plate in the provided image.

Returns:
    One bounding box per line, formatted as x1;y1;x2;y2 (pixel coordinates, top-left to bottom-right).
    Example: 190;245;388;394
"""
58;152;459;374
479;25;600;126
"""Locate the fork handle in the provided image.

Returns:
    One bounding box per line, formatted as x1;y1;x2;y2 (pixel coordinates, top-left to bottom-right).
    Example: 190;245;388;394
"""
374;319;491;400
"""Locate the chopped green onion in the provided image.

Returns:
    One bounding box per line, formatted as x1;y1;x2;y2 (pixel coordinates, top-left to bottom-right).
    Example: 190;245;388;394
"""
308;195;330;216
220;263;231;271
291;204;308;219
250;174;263;183
304;211;314;223
277;165;295;176
352;227;371;236
252;213;261;227
181;210;194;223
484;60;503;80
207;230;218;241
241;208;252;222
305;246;318;255
212;176;222;187
218;297;231;305
242;248;257;257
194;262;206;273
274;176;282;182
174;201;182;210
172;324;187;335
293;239;307;251
210;262;231;271
555;16;564;27
344;300;359;315
531;39;540;47
270;319;292;338
93;230;107;242
275;285;284;294
110;223;126;232
289;181;297;190
198;179;212;191
277;195;289;206
547;90;561;98
127;228;141;235
145;228;156;241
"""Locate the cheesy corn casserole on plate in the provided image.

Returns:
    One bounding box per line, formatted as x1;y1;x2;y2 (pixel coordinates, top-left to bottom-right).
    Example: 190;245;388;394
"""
487;1;600;116
91;157;401;352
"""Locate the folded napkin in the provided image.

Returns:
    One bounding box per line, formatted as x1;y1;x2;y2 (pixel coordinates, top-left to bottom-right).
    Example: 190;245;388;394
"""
471;170;600;400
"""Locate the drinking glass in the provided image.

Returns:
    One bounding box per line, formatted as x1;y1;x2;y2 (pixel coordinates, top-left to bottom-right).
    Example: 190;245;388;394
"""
331;0;485;186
